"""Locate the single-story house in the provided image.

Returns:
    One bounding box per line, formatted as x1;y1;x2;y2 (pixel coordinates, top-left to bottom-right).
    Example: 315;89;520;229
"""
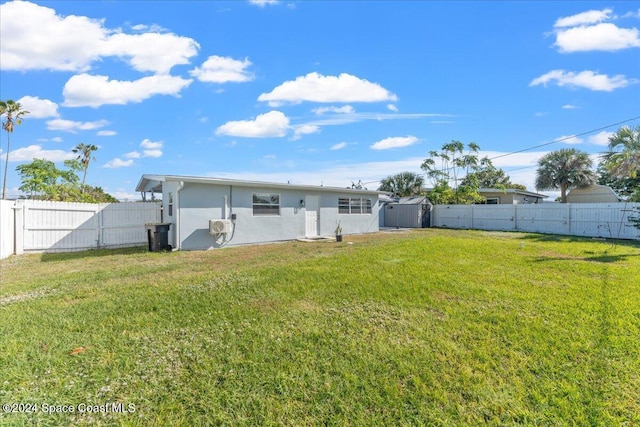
136;174;383;250
478;188;548;204
566;184;623;203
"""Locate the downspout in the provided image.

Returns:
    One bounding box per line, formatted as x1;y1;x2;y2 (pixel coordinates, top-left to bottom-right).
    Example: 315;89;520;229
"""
175;181;184;250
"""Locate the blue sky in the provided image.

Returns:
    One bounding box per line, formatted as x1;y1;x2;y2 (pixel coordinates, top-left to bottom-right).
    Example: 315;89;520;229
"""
1;0;639;200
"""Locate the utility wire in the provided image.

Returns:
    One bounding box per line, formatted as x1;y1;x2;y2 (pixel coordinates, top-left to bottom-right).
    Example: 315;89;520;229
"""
363;115;640;186
489;115;640;161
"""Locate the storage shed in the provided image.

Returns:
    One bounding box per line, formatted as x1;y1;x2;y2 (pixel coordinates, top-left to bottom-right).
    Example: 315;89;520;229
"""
383;196;432;228
566;184;623;203
135;174;382;250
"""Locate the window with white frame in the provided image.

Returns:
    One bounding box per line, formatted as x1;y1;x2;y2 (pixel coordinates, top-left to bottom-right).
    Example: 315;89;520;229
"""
338;197;372;214
253;193;280;216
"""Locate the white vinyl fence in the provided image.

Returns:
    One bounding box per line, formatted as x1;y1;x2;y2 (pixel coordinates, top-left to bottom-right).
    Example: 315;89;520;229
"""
0;200;161;259
0;200;16;260
432;202;640;241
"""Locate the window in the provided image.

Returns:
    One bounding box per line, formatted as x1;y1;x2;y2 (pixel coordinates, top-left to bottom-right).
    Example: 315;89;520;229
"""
339;197;372;214
253;193;280;216
338;198;350;214
168;192;173;216
350;198;362;214
363;199;372;214
485;198;499;204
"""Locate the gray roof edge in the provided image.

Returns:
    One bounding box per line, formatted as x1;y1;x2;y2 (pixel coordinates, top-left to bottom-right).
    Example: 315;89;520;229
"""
136;174;385;195
479;188;548;198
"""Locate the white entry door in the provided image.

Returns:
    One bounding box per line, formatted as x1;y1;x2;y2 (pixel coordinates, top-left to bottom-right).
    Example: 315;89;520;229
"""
305;195;320;237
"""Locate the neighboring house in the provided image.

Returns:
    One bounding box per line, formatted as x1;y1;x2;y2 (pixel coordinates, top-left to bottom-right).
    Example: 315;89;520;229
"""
478;188;547;204
566;184;623;203
136;174;382;250
382;196;432;228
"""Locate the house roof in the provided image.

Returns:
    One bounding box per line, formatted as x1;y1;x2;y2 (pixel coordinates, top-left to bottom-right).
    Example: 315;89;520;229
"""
136;174;385;195
567;184;624;201
478;188;548;198
395;196;431;205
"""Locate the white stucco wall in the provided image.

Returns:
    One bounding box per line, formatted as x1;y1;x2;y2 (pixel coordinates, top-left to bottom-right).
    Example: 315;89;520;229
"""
173;182;379;250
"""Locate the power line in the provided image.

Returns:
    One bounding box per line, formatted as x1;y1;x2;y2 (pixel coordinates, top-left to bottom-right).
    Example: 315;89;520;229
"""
365;115;640;187
489;115;640;161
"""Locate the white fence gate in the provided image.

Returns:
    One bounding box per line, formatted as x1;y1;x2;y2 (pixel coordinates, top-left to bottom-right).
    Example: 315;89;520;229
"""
0;200;161;259
432;203;640;240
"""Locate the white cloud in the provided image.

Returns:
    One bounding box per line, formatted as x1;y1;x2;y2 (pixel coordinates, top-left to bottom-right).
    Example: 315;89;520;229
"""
140;139;162;149
370;135;419;150
291;125;320;140
249;0;279;6
142;150;163;158
0;1;199;73
312;105;355;115
216;110;290;138
258;72;397;106
63;73;193;108
300;112;451;128
4;144;73;162
46;118;109;133
529;70;630;92
387;104;399;112
190;55;254;83
330;142;347;151
554;8;613;28
100;32;199;74
557;135;584;145
140;139;163;157
0;1;106;72
622;9;640;19
561;104;580;109
97;130;117;136
16;96;59;119
124;151;141;159
588;131;613;146
555;23;640;52
103;158;134;168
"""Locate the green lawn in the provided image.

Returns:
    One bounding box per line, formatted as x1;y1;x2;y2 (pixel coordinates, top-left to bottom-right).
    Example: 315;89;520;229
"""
1;229;639;426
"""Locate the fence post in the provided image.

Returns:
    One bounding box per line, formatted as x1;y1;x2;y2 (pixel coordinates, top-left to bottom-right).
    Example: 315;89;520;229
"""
12;203;24;255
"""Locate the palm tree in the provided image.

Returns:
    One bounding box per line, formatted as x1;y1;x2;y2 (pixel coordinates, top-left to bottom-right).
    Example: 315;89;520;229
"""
1;100;29;199
72;143;98;190
535;148;596;203
601;125;640;180
378;171;425;197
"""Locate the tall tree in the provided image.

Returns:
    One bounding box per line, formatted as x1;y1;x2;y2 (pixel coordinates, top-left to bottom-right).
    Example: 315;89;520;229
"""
597;161;640;201
535;148;596;203
0;100;29;199
72;143;98;189
460;161;526;190
421;141;486;204
601;125;640;180
16;158;62;198
378;171;425;197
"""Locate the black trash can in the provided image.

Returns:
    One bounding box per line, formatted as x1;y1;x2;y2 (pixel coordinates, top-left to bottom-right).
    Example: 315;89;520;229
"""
145;223;172;252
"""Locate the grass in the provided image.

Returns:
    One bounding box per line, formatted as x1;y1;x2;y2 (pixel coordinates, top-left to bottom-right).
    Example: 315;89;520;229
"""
1;229;639;426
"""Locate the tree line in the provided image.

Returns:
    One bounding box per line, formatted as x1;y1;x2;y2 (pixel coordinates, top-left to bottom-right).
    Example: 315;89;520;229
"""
1;99;117;203
378;125;640;205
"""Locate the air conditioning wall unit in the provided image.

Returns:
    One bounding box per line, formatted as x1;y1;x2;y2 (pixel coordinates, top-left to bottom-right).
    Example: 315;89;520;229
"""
209;219;232;235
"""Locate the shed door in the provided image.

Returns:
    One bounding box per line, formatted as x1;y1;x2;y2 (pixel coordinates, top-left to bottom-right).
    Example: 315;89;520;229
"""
305;195;320;237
